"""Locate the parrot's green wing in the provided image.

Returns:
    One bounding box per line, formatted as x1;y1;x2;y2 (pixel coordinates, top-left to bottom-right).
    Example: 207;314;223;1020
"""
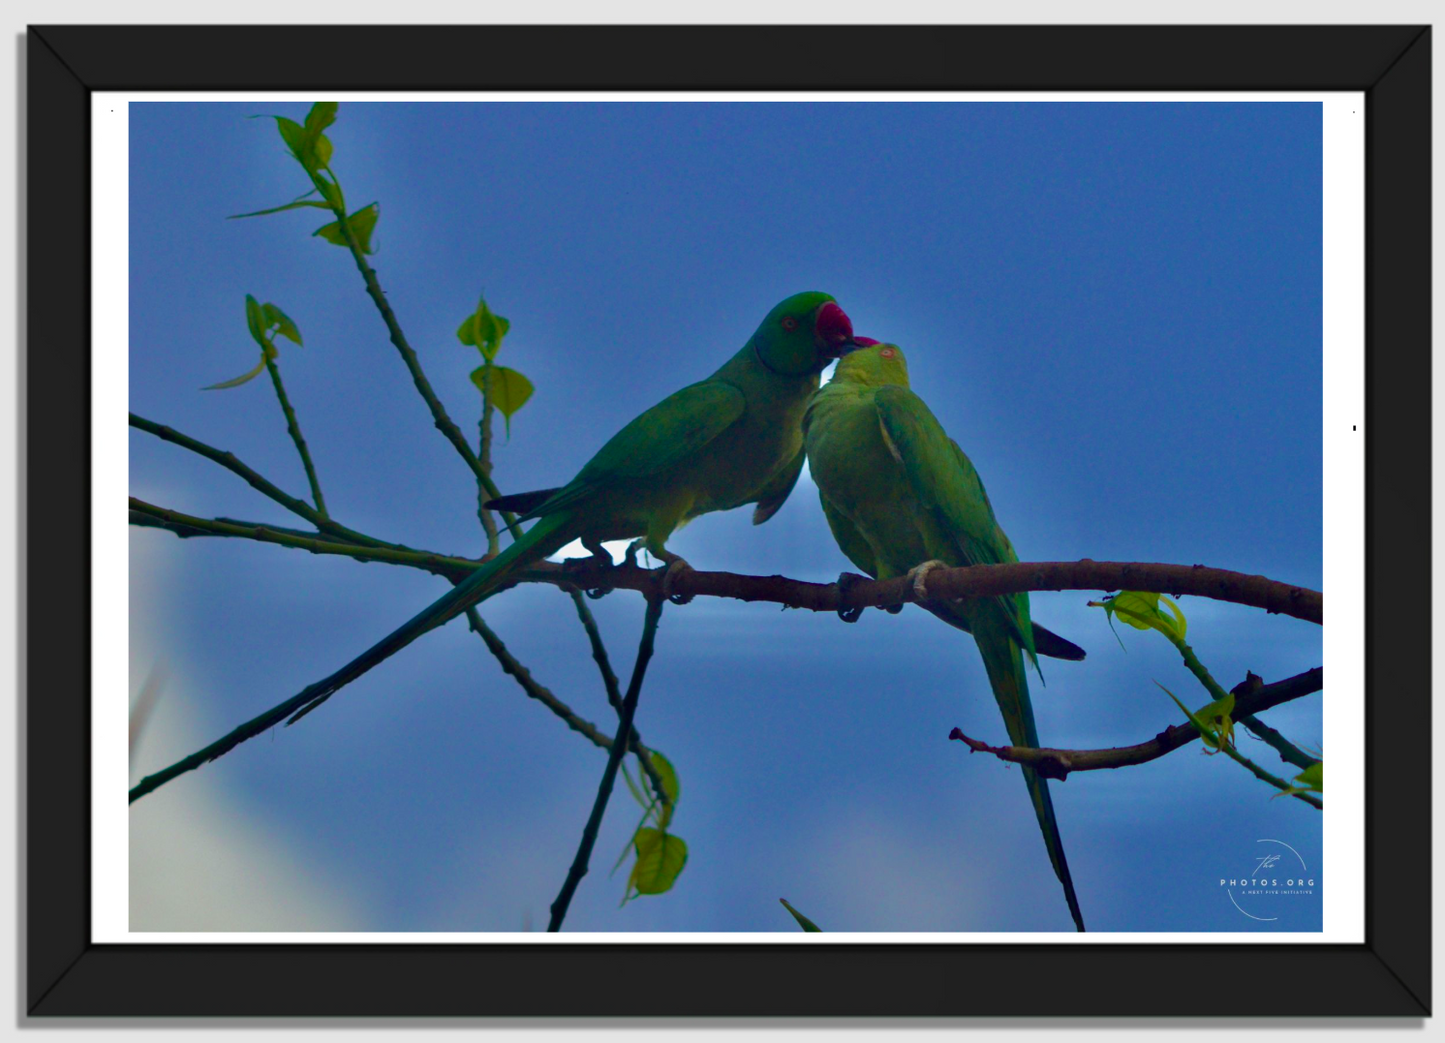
751;444;806;525
817;491;878;576
523;380;747;518
872;385;1035;661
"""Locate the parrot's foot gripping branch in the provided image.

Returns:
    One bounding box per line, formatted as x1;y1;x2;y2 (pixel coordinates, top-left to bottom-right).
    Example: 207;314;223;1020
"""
659;557;695;605
907;559;950;601
835;572;870;623
562;551;618;600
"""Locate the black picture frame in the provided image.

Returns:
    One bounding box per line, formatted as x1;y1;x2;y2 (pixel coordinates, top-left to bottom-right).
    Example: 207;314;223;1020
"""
26;23;1430;1018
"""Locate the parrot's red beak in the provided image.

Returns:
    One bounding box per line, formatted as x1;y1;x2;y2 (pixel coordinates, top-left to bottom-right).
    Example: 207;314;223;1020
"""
814;302;860;358
852;337;880;347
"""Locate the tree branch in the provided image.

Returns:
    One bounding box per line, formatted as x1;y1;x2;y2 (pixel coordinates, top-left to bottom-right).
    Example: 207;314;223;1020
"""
475;362;500;555
129;499;476;581
129;504;1324;626
565;588;668;807
263;355;328;518
129;413;386;549
548;597;665;931
1230;672;1320;771
464;607;627;754
948;667;1323;807
519;558;1323;624
325;203;522;542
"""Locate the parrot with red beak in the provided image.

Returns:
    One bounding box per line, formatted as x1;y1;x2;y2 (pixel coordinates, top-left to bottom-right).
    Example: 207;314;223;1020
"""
132;292;861;800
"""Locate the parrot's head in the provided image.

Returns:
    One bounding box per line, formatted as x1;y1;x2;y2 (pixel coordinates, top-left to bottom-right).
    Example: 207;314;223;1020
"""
831;339;911;388
751;292;863;375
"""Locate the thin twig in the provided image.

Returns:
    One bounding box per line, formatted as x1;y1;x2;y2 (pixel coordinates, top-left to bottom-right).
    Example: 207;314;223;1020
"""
263;355;328;518
548;597;665;932
476;362;500;556
1230;673;1320;772
566;588;668;806
465;607;629;754
129;499;476;581
323;200;522;542
129;413;382;548
949;666;1323;809
1208;735;1322;809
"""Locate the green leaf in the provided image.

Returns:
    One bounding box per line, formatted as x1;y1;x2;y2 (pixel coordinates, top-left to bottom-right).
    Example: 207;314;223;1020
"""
278;118;305;155
243;295;268;347
313;203;379;254
227;199;333;220
271;116;307;162
1092;591;1187;645
456;295;510;361
1157;680;1234;753
471;365;534;436
620;762;647;809
261;303;303;346
779;898;822;932
1273;760;1323;800
627;829;687;897
646;750;680;829
304;102;337;139
202;356;267;391
312;133;333;169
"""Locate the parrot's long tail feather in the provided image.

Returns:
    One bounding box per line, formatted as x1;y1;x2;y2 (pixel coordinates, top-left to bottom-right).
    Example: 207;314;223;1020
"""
923;604;1086;663
128;512;578;803
1031;623;1086;662
974;620;1087;932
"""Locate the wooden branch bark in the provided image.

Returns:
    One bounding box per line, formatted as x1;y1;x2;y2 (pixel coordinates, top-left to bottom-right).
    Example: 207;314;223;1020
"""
948;666;1323;782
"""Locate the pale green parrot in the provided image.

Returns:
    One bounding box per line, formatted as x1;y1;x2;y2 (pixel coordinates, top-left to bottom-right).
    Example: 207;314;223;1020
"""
803;340;1086;932
131;291;861;801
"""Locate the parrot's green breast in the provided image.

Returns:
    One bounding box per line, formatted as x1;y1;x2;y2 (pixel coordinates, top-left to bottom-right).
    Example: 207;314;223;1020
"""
803;383;930;577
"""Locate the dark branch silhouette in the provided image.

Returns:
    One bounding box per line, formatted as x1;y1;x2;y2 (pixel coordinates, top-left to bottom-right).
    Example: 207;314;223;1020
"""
948;666;1323;809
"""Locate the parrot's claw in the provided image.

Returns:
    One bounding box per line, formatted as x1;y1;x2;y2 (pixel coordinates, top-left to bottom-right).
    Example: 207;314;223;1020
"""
562;551;614;575
907;559;950;601
660;558;695;605
562;547;617;599
834;571;870;623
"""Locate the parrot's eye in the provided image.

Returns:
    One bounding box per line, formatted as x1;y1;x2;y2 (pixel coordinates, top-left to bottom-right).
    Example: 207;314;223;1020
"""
781;316;798;331
880;347;896;359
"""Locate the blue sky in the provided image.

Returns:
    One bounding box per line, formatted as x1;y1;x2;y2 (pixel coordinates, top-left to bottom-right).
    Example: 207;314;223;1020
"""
128;100;1323;933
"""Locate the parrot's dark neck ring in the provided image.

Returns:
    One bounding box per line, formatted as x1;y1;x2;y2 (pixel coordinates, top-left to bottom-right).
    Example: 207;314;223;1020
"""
752;339;781;375
752;339;818;377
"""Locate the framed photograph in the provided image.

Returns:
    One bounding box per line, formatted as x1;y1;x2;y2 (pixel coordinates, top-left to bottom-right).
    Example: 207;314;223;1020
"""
28;23;1429;1017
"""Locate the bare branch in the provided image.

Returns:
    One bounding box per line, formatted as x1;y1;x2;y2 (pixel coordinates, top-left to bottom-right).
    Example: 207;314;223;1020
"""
131;503;1323;625
263;355;329;518
324;203;523;542
129;499;476;581
1230;672;1320;771
564;588;669;807
129;413;385;549
519;558;1323;624
464;607;626;754
948;667;1323;807
549;597;665;931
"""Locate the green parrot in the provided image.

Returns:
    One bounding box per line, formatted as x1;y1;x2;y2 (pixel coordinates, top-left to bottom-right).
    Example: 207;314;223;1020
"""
802;339;1087;932
129;291;861;801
